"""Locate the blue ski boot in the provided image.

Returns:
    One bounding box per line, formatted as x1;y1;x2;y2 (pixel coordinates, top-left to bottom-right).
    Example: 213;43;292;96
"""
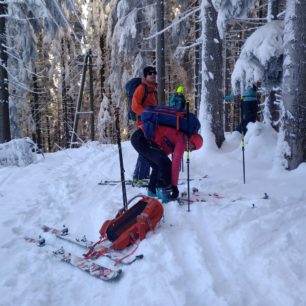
156;186;172;203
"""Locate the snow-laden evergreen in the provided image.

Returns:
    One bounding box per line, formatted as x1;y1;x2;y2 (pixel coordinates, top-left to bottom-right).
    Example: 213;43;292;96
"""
0;125;305;305
231;20;284;92
6;0;82;140
211;0;256;38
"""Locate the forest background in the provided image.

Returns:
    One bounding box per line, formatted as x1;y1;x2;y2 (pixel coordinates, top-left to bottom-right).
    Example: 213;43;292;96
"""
0;0;305;170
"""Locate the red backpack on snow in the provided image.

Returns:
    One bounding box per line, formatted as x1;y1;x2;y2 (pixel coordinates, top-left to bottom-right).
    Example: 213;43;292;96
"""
84;195;163;261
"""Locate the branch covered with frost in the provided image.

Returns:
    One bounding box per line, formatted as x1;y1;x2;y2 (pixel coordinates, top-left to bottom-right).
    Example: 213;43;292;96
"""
211;0;256;38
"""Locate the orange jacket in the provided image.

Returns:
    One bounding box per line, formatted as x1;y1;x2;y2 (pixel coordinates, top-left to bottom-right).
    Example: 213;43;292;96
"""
132;79;158;117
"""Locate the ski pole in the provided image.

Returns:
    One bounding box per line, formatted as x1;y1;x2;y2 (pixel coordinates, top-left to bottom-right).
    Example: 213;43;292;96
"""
240;99;246;184
186;100;191;212
115;107;128;211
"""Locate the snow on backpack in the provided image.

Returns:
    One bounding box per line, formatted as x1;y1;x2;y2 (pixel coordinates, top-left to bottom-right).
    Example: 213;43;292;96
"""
141;105;201;140
125;78;148;121
84;195;163;262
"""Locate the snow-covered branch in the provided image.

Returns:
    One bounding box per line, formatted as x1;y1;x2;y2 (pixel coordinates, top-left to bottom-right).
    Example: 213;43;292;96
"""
144;6;200;40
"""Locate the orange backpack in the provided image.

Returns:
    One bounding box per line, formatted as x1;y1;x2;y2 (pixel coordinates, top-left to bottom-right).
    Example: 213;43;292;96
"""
100;195;164;250
84;196;163;260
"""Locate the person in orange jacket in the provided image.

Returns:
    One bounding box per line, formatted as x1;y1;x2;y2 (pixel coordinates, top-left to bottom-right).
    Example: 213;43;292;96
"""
132;66;158;120
131;125;203;203
131;66;158;185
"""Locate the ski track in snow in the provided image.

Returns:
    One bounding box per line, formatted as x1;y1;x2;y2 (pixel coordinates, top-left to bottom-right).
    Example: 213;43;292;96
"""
0;140;306;306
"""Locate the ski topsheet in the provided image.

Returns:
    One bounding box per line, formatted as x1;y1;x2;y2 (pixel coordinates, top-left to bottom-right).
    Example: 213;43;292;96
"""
41;225;143;265
41;225;95;248
98;175;208;186
177;188;224;205
24;236;122;281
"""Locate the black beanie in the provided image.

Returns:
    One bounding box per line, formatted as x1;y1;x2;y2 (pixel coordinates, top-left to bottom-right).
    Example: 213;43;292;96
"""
143;66;156;77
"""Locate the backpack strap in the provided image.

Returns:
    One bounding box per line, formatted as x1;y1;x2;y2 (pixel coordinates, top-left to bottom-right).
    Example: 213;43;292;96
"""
140;83;148;105
162;136;175;150
137;212;153;240
135;84;148;123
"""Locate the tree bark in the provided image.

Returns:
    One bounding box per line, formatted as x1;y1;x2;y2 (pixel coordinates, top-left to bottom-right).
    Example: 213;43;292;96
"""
202;0;225;148
0;3;11;143
282;0;306;169
194;0;202;117
156;0;165;104
269;0;280;20
61;39;69;148
31;70;42;148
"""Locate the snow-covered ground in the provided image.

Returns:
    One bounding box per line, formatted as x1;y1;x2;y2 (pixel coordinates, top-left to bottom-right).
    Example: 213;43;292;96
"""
0;122;305;306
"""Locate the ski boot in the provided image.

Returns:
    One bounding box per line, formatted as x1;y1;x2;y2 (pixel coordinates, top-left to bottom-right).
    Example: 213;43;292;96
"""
156;186;172;203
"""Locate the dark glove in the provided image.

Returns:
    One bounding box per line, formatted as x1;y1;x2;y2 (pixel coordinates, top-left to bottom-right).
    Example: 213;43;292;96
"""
170;185;179;199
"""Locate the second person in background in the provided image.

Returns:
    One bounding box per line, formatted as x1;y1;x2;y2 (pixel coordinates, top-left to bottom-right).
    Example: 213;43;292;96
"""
169;85;186;111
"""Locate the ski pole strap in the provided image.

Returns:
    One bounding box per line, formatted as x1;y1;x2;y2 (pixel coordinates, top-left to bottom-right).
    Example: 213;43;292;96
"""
114;241;140;266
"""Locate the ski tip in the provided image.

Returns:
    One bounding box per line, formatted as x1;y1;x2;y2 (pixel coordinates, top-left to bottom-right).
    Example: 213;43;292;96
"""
24;236;37;243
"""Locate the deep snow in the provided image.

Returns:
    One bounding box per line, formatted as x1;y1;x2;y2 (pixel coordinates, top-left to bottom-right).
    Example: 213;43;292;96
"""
0;122;305;306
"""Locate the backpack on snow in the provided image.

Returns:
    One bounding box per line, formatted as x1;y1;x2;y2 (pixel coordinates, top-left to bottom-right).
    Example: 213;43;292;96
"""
125;78;148;121
141;105;201;140
84;195;163;261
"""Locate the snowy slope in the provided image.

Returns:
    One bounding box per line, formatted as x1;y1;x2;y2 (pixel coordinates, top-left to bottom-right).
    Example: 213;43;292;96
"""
0;123;305;306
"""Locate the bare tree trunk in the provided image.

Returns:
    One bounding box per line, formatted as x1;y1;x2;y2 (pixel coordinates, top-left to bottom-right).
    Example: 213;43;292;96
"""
282;0;306;169
202;0;225;148
31;70;42;148
61;39;68;147
156;0;165;104
266;0;280;131
100;34;106;96
0;3;11;143
194;0;202;117
46;116;51;152
269;0;280;20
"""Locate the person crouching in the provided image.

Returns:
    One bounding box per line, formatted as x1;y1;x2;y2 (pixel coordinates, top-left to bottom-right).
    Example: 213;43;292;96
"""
131;125;203;203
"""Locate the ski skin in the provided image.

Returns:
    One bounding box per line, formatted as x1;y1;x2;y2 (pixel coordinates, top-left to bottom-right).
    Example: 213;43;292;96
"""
41;225;143;265
24;236;122;281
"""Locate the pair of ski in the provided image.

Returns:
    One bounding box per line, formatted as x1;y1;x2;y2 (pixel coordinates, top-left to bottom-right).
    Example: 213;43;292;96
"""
98;178;150;187
177;188;224;205
98;175;208;187
25;225;142;281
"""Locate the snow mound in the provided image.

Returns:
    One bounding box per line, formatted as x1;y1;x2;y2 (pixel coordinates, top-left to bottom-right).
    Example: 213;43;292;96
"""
0;138;37;167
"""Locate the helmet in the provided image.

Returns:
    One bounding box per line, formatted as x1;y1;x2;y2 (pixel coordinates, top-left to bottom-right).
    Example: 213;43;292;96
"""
190;134;203;150
176;86;184;94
